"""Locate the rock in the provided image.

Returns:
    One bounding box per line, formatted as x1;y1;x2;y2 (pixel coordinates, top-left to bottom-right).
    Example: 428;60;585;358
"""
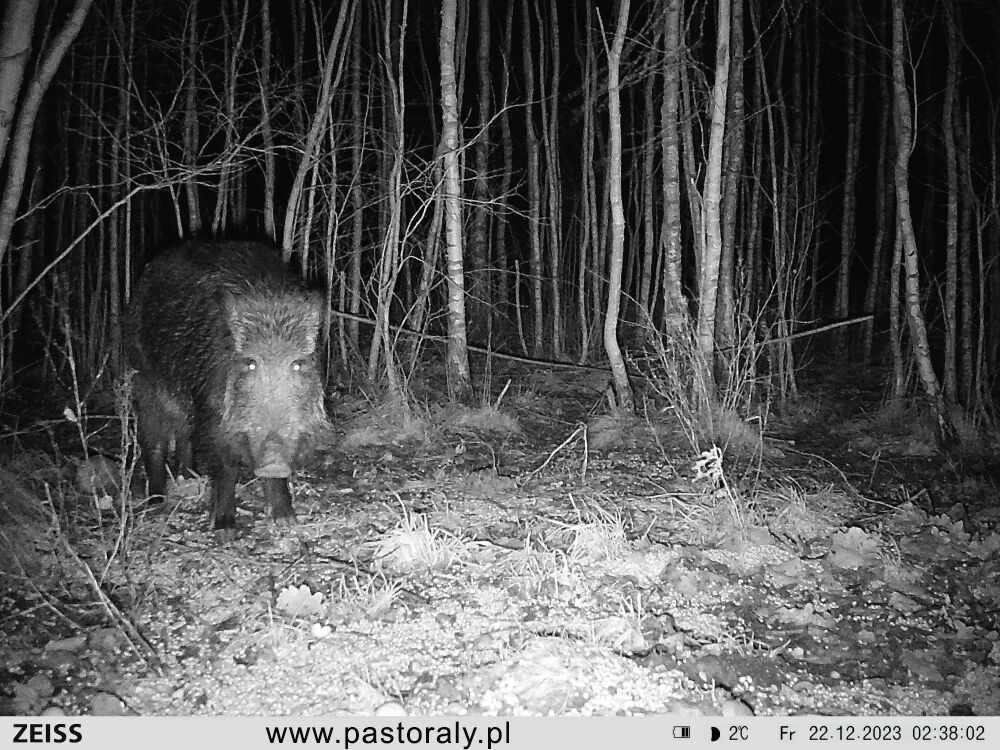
374;701;407;716
26;674;54;699
88;628;121;652
89;692;130;716
44;635;87;653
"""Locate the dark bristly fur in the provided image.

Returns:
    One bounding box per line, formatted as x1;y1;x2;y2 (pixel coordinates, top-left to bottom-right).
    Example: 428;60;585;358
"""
125;241;327;541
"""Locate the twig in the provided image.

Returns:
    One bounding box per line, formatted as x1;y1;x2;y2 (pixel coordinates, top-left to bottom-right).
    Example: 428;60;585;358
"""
719;314;874;352
525;423;586;481
493;378;512;410
43;485;165;675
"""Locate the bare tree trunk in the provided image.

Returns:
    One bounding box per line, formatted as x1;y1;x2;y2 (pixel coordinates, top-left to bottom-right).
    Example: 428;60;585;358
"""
212;0;250;237
696;0;732;377
108;0;133;369
367;0;406;396
957;106;974;406
716;0;744;358
0;0;95;266
890;0;956;443
863;16;891;363
941;3;959;401
577;5;596;362
604;0;634;413
183;0;202;236
259;0;276;241
521;0;544;354
680;60;704;283
440;0;472;401
659;0;685;331
348;7;365;350
282;0;355;260
543;0;563;357
638;71;656;319
406;170;445;371
745;55;763;306
493;0;514;316
836;0;865;346
0;0;40;172
469;0;492;342
888;231;904;397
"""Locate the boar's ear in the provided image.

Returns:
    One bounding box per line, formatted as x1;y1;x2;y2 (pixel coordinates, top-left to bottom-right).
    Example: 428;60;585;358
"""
216;290;249;353
303;290;325;340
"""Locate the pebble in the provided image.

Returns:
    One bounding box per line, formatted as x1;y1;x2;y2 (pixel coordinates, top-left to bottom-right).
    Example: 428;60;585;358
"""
374;701;407;716
38;650;79;671
45;636;87;653
26;674;54;699
90;692;130;716
88;628;121;652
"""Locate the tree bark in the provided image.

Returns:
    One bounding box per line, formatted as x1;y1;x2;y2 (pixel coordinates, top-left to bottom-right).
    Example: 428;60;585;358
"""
440;0;472;401
282;0;355;260
659;0;685;331
0;0;40;173
836;1;865;345
603;0;635;413
0;0;95;267
941;3;959;401
716;0;744;358
469;0;492;342
696;0;732;378
890;0;956;443
521;0;544;354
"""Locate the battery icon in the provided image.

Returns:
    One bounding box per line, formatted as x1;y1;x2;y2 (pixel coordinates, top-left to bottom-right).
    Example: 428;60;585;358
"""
672;726;691;739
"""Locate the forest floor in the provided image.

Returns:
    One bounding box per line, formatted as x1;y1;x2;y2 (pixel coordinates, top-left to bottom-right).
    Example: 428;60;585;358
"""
2;356;1000;717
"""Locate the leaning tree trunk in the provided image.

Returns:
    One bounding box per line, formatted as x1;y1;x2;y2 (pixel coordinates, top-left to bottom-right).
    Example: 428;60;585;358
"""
281;0;354;261
0;0;41;173
440;0;472;401
890;0;957;444
603;0;634;413
0;0;94;385
0;0;95;267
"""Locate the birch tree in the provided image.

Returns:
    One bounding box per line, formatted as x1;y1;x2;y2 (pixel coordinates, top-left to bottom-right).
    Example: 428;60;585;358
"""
440;0;472;400
696;0;732;380
603;0;634;413
890;0;956;443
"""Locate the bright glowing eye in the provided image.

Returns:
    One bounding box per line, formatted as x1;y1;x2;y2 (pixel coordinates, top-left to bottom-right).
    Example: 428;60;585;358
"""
292;360;303;372
243;358;257;371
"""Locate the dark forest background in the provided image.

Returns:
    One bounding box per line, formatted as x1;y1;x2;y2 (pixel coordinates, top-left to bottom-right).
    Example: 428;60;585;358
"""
1;0;999;437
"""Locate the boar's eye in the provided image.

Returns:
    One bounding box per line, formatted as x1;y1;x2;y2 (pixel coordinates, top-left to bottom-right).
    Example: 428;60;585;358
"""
291;358;308;372
239;357;258;372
